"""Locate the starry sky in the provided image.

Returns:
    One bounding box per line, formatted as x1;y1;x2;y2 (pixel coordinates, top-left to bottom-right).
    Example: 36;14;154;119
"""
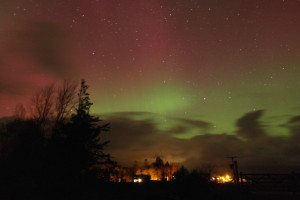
1;0;300;173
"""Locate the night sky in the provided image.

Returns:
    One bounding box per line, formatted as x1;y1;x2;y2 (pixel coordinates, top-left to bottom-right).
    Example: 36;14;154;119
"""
1;0;300;173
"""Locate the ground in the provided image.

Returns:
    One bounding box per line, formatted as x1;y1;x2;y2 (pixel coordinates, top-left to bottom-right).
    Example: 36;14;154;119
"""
1;181;299;200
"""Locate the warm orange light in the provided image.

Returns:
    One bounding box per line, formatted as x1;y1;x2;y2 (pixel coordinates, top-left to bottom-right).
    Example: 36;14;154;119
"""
211;174;233;183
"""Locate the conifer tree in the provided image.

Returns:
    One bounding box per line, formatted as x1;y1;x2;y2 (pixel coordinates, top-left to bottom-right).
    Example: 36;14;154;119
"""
55;79;111;182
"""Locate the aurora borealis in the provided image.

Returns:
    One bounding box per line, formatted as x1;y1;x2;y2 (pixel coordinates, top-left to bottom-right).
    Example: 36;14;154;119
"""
1;0;300;172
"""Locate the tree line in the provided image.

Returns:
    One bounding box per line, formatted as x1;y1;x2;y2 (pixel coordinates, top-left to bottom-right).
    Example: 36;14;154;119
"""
0;79;113;190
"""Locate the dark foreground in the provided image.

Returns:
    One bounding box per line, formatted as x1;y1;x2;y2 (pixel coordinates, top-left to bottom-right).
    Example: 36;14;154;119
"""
1;181;299;200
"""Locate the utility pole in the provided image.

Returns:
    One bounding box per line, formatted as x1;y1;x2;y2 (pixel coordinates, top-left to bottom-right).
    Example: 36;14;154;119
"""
226;156;239;184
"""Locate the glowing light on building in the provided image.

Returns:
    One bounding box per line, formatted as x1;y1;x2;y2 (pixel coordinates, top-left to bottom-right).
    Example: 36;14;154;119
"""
133;178;143;183
210;174;233;183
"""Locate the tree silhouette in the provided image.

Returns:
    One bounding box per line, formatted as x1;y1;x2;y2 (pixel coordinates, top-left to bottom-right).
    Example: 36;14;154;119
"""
0;79;112;195
174;166;189;182
52;79;111;183
0;119;45;189
153;156;164;168
14;104;26;119
30;83;55;126
54;79;77;125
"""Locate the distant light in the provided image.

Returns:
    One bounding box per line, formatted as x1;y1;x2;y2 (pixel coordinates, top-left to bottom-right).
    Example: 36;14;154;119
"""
210;174;232;183
133;178;143;183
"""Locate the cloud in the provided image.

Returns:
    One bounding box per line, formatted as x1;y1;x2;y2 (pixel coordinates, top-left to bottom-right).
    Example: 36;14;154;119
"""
1;111;300;173
172;117;211;129
101;112;212;166
99;112;300;173
6;21;70;76
236;110;266;140
0;79;28;96
101;113;182;163
281;115;300;137
288;116;300;123
0;20;71;97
